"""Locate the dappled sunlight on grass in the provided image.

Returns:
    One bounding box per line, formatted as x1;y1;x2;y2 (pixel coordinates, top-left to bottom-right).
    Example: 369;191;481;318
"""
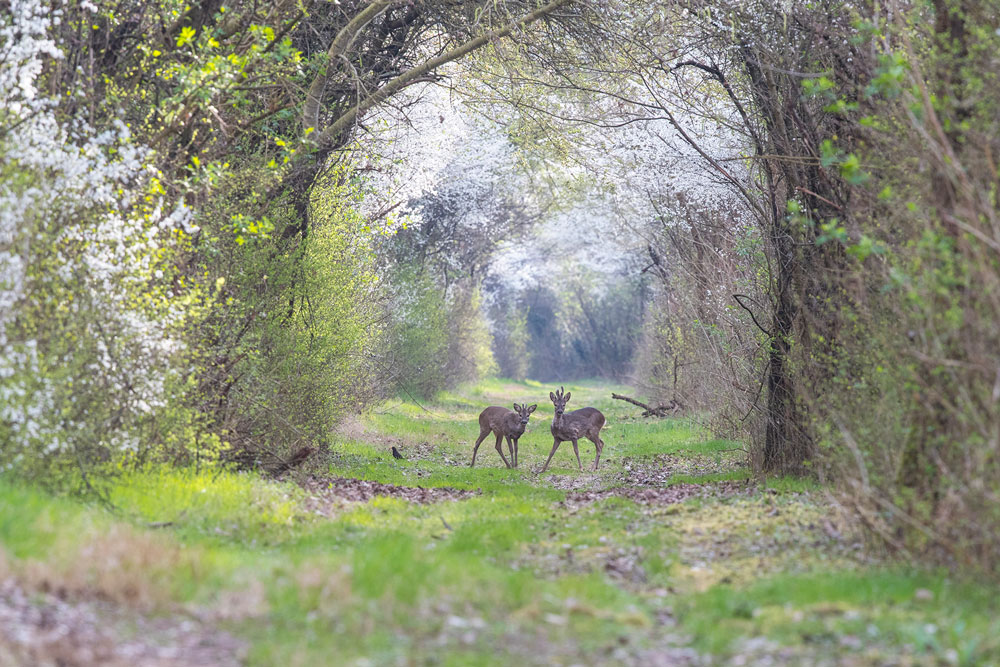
110;467;303;534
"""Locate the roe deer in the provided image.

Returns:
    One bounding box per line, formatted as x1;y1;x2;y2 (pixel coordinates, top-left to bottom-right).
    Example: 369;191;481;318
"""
470;403;536;468
541;386;606;473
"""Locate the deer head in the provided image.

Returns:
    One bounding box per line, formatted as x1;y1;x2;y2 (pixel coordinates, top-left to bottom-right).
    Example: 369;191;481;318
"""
548;386;571;417
513;402;537;425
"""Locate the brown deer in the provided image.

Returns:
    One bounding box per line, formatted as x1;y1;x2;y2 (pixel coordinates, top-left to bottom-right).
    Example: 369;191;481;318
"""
470;403;536;468
541;386;606;473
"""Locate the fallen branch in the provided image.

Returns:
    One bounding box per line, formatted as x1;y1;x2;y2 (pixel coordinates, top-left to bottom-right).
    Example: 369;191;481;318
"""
611;393;682;417
271;445;316;477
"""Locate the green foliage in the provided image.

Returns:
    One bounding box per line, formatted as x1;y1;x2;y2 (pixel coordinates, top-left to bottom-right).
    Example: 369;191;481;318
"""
0;74;213;484
387;264;452;397
230;214;274;245
211;166;385;454
801;76;836;100
445;284;498;384
865;52;908;99
492;311;530;380
780;0;1000;575
386;268;498;398
819;140;869;185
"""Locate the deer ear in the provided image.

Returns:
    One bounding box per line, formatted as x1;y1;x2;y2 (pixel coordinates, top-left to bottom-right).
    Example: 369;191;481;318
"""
527;404;536;414
513;403;520;411
564;391;571;402
549;392;555;401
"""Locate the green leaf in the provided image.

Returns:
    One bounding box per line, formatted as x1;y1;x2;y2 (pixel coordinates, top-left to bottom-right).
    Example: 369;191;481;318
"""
839;153;870;185
176;26;197;47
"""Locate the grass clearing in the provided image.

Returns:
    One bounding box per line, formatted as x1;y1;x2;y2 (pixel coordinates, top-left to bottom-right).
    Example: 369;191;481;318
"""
1;378;996;665
680;570;1000;662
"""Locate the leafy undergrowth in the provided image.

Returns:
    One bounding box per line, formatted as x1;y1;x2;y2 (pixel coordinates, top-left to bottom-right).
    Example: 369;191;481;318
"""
1;378;997;665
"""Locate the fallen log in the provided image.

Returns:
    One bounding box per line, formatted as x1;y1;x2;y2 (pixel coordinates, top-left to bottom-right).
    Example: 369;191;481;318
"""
611;393;682;417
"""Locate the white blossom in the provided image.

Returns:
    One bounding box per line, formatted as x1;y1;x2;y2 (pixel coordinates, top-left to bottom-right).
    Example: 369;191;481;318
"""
1;0;194;460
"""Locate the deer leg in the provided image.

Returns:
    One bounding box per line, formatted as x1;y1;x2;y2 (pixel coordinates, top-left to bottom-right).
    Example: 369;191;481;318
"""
540;438;562;473
571;439;582;470
495;433;512;469
471;428;491;467
506;436;516;468
590;436;604;470
513;437;519;468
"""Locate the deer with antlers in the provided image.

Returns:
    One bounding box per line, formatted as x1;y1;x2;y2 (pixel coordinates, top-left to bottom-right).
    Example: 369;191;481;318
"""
541;386;606;473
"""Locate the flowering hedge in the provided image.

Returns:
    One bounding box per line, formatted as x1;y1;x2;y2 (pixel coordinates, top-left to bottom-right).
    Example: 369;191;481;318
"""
0;1;212;480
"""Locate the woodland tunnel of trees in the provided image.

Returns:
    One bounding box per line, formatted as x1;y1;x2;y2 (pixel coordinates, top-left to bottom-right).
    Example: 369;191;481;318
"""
3;0;1000;579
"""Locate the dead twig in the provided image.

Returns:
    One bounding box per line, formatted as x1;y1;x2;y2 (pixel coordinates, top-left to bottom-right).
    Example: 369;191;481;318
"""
611;393;682;417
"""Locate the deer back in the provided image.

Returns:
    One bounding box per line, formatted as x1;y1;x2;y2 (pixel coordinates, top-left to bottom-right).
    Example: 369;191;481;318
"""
479;406;521;436
551;407;605;441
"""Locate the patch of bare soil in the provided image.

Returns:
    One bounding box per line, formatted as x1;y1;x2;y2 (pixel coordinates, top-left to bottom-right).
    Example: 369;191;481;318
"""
382;438;439;461
563;481;749;507
620;454;742;486
300;476;478;514
542;472;602;492
0;580;245;667
499;631;705;667
603;546;649;584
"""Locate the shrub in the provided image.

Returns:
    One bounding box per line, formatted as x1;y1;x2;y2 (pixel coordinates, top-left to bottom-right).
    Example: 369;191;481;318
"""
0;3;206;485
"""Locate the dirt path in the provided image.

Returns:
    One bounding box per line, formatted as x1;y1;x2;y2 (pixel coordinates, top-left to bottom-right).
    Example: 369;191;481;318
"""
0;580;245;667
562;480;749;506
300;475;477;515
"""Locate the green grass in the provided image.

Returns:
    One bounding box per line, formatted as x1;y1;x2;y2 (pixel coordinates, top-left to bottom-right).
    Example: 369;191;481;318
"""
0;475;646;664
354;378;735;475
1;378;996;665
108;467;304;544
679;571;1000;662
760;474;822;493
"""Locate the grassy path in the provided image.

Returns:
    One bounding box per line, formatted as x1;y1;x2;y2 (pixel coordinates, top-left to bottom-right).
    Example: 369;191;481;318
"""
1;379;997;665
